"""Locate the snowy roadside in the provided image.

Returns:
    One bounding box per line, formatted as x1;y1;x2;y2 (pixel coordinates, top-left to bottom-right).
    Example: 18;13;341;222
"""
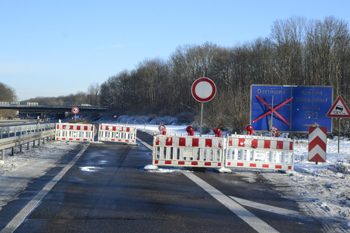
262;139;350;231
137;124;350;231
1;119;349;231
0;141;80;211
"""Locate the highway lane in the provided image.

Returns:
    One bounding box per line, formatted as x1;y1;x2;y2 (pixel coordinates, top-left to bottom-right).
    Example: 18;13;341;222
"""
0;131;325;232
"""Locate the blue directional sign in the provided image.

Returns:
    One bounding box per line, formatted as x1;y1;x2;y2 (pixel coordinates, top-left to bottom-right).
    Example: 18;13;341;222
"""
251;85;333;132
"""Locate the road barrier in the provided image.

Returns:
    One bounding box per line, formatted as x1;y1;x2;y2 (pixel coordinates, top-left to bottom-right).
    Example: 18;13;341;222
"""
153;135;224;167
0;123;55;160
55;123;95;142
225;134;294;171
98;123;137;144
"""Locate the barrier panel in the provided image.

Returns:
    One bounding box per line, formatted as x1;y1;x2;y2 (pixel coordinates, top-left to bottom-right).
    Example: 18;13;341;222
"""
98;123;137;144
226;135;294;171
153;135;223;168
55;123;95;142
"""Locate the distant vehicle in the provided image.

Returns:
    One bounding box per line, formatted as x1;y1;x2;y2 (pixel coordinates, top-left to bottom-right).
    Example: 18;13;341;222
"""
7;116;13;120
10;102;20;106
81;104;91;106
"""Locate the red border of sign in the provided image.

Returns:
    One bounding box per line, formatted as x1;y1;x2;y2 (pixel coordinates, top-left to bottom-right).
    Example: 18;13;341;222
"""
72;107;79;114
191;78;216;102
326;96;350;117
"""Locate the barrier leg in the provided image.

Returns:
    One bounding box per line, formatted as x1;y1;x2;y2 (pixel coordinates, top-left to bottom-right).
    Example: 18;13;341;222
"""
27;142;30;150
38;138;41;146
20;144;23;152
11;147;14;156
1;150;4;160
33;140;35;147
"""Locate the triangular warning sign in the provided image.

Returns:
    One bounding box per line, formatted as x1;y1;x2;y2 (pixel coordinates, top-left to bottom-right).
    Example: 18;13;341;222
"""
326;96;350;117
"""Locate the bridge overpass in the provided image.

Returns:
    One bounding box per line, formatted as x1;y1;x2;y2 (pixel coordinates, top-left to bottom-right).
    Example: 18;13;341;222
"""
0;104;108;119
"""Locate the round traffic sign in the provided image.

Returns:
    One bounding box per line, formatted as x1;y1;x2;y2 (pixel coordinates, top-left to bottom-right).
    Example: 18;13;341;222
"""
158;124;166;132
72;107;79;114
191;77;216;102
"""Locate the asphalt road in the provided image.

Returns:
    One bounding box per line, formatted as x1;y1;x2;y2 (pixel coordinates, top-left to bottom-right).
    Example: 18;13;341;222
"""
0;131;325;233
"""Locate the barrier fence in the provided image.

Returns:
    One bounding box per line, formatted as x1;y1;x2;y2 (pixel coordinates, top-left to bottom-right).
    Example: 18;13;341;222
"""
98;123;137;144
225;135;294;171
151;133;294;171
55;123;95;142
153;135;224;167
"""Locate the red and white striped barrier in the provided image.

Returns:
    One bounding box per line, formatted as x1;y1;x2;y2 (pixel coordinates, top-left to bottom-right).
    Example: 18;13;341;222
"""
55;123;95;142
153;135;223;167
98;123;137;144
226;135;294;171
308;126;327;162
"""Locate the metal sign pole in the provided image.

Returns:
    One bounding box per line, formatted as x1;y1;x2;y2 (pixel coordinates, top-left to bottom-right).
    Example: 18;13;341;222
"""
200;102;203;137
338;118;340;153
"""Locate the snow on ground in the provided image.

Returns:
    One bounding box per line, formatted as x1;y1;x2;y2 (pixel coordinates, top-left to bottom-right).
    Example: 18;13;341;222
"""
1;117;350;230
0;140;80;211
138;124;350;231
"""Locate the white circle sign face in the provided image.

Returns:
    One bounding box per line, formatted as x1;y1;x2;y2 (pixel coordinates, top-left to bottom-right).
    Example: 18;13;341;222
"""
72;107;79;114
195;82;213;99
158;124;166;132
191;77;216;102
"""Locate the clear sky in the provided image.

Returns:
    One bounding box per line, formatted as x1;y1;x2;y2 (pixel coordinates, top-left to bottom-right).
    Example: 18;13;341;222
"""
1;0;350;101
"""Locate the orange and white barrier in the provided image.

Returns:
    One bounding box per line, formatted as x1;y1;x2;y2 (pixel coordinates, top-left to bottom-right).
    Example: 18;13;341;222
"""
98;123;137;144
55;123;95;142
226;135;294;171
153;135;223;167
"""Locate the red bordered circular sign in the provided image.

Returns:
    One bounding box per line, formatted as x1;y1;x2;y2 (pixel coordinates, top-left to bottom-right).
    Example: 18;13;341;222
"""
71;107;79;114
191;77;216;103
158;124;166;132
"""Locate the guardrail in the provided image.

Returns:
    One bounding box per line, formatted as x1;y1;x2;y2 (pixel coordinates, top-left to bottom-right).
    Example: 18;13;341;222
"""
0;123;55;160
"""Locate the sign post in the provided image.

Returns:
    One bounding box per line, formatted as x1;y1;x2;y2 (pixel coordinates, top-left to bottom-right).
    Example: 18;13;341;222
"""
191;77;216;136
71;107;79;122
326;96;350;153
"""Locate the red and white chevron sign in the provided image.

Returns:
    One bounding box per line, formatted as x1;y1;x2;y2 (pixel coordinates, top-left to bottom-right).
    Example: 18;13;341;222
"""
308;127;327;162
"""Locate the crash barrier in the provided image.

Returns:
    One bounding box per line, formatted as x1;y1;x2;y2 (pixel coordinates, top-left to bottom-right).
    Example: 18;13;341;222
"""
0;123;55;139
55;123;95;142
153;135;224;167
225;135;294;171
98;123;137;144
0;123;56;160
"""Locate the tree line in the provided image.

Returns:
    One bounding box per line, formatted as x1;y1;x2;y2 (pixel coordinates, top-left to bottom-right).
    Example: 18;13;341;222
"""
0;82;17;118
4;16;350;133
100;16;350;132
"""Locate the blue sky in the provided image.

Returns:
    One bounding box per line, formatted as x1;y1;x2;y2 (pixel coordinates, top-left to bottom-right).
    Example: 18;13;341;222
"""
1;0;350;101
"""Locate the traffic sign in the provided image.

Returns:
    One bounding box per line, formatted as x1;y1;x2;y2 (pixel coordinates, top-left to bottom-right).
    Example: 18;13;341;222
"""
326;96;350;117
158;124;166;132
308;127;327;162
72;107;79;114
191;78;216;102
251;85;333;132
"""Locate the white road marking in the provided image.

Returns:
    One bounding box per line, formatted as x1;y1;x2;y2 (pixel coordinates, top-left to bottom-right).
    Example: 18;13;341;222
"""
137;137;153;151
1;145;89;233
182;172;280;233
137;135;280;232
229;196;302;217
